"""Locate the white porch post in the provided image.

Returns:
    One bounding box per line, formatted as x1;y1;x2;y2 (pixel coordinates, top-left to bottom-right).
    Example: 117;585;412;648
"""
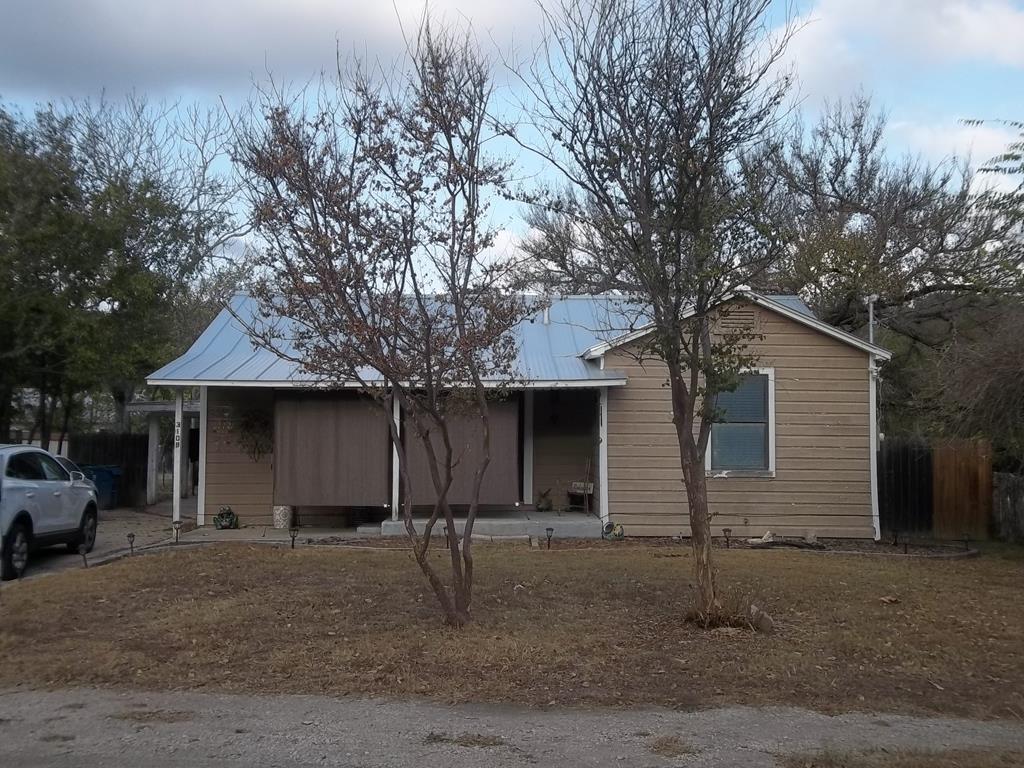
869;354;880;541
598;387;609;524
180;414;192;498
522;390;534;505
172;389;183;525
391;395;400;521
197;386;208;527
146;413;159;506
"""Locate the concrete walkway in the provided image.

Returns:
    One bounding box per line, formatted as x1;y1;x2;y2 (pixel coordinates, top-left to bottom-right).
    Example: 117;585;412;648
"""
0;688;1021;767
20;506;183;579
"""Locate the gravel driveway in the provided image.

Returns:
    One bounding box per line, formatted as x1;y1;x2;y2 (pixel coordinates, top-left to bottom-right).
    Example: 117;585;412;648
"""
21;508;174;579
0;688;1021;768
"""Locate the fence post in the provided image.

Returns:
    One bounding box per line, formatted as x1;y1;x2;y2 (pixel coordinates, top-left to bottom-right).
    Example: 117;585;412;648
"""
147;414;159;506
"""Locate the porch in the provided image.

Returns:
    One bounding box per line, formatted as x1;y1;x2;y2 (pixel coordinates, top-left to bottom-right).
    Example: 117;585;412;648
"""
155;385;610;537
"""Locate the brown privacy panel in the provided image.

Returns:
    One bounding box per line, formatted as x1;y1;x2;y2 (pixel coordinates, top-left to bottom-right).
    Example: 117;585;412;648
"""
274;392;391;507
932;438;992;540
405;398;521;506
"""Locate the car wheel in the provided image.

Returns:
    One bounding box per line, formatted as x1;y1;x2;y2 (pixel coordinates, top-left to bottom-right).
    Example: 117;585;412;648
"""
67;507;98;554
1;521;31;580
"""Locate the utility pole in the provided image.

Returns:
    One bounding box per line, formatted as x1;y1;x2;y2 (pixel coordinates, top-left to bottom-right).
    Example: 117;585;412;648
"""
864;294;879;344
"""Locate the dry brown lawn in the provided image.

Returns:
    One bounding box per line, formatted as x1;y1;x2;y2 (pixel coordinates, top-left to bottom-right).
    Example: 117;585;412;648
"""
779;749;1024;767
0;542;1022;719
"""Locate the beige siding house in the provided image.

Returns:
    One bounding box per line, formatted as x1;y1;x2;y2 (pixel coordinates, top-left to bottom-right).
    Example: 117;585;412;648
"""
147;291;890;539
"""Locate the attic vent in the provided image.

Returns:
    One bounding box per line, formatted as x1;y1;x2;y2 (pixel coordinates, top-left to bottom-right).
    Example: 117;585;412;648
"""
718;308;758;333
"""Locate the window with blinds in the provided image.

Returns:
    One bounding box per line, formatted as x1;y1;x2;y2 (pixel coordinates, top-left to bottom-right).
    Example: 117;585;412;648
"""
710;373;771;471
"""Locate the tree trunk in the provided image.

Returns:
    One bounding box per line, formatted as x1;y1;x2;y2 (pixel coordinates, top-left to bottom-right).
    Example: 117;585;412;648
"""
0;383;12;440
56;395;74;455
111;384;133;433
682;463;718;618
669;369;720;620
37;382;52;451
388;395;466;628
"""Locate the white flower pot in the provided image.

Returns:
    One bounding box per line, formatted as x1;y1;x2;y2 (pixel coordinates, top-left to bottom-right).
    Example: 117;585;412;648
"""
272;505;293;529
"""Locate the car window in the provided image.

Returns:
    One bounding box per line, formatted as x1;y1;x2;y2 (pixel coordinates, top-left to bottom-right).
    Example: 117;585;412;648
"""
5;452;46;481
37;454;70;482
56;456;81;474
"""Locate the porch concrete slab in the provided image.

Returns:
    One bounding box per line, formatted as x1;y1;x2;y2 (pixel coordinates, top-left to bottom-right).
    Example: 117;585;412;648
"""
179;526;366;544
377;510;602;539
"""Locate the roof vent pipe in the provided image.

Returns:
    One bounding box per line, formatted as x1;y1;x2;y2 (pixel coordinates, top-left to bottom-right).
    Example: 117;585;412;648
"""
542;304;550;325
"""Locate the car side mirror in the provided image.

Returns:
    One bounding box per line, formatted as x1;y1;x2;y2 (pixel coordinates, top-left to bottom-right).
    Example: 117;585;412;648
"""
70;470;86;482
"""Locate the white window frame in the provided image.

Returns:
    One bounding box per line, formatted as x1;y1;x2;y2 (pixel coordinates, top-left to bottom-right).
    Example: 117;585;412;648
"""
705;367;776;478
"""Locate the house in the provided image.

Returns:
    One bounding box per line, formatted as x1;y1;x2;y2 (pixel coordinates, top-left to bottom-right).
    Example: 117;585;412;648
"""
146;291;891;539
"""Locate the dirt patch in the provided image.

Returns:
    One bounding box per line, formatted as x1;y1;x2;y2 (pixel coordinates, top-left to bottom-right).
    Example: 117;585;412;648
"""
649;734;696;757
1;543;1022;718
38;733;75;743
540;536;979;557
424;731;505;748
780;749;1024;767
304;535;411;548
110;710;194;724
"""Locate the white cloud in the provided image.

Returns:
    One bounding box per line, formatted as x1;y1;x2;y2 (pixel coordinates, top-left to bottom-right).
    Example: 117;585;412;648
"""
783;0;1024;103
911;0;1024;68
888;119;1020;193
889;119;1017;165
781;9;865;105
0;0;541;98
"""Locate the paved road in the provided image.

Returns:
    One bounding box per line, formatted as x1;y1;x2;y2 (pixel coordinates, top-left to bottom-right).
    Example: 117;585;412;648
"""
23;508;173;579
0;688;1021;767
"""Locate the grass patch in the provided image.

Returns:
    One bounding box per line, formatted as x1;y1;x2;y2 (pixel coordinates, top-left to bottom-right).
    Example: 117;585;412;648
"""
649;734;695;757
424;731;505;748
780;749;1024;767
1;542;1022;718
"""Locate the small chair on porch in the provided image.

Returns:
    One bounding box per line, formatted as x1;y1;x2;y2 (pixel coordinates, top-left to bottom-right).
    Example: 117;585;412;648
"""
567;480;595;515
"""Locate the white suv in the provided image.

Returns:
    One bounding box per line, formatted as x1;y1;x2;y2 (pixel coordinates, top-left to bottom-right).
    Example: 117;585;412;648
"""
1;445;99;580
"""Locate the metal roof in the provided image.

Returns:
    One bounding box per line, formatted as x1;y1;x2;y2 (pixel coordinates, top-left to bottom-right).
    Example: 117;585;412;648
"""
768;294;816;318
146;292;845;388
147;294;634;388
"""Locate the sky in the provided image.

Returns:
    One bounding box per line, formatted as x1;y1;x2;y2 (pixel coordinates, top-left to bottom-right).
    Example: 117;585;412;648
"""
1;0;1021;244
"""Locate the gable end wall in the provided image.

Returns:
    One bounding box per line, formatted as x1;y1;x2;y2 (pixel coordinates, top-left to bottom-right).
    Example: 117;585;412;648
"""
605;301;874;538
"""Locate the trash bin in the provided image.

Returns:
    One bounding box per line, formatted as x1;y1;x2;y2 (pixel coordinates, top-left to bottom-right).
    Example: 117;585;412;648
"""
80;465;123;510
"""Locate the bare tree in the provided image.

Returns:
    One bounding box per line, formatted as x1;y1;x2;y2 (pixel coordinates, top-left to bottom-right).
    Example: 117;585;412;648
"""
233;22;530;627
70;95;248;280
511;0;794;619
769;97;1022;335
67;96;250;429
930;302;1024;472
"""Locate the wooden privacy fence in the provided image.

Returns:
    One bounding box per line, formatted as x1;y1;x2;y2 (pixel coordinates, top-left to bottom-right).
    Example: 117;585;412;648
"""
932;439;992;539
68;432;149;508
878;437;992;539
992;472;1024;543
